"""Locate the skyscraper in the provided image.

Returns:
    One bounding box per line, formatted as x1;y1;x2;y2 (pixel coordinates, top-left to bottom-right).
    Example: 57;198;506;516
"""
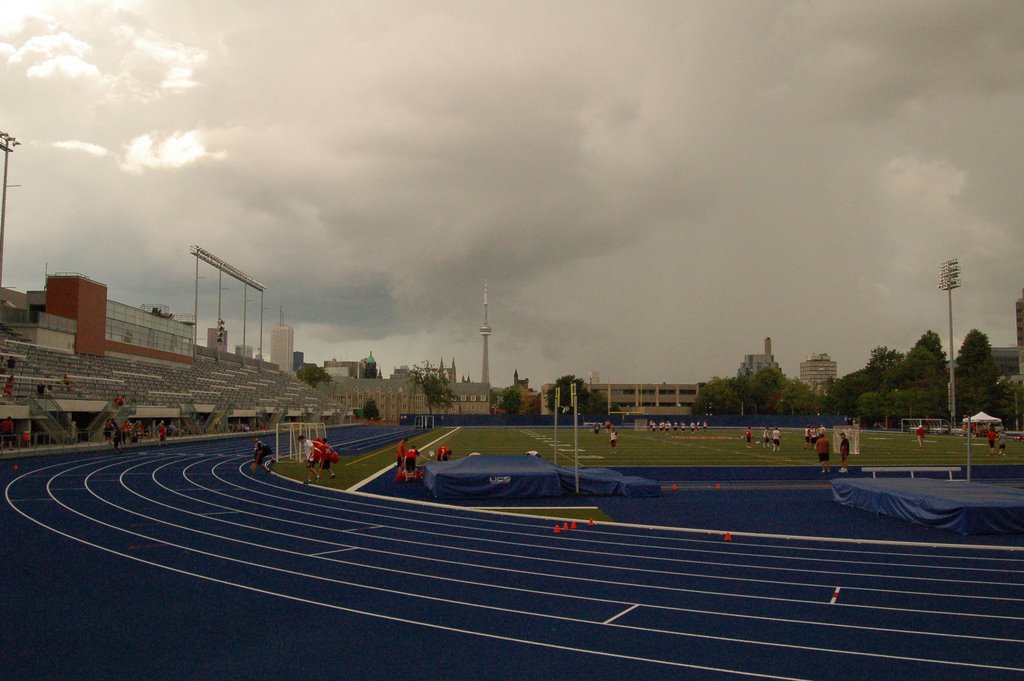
270;309;294;372
1016;288;1023;347
737;336;781;376
799;353;837;390
479;281;491;385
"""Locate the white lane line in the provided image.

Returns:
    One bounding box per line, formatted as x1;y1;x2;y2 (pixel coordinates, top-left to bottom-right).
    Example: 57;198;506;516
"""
20;476;1024;677
311;547;358;557
605;603;640;624
37;450;1024;622
88;457;1024;635
171;458;1024;616
11;457;1024;672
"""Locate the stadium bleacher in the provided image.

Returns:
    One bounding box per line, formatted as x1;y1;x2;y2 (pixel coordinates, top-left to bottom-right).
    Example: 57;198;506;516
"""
0;337;339;446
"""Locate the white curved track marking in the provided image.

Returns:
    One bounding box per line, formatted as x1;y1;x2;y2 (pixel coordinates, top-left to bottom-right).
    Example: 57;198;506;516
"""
7;453;1024;677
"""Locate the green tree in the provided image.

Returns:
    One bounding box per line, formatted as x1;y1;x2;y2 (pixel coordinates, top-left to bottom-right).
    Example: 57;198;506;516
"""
295;364;332;389
544;375;590;412
694;377;741;415
407;361;457;414
495;386;523;415
822;369;871;415
777;379;820;415
955;329;1008;419
748;367;786;414
914;330;947;362
362;398;380;420
883;336;948;418
732;374;752;415
1002;380;1024;430
864;346;904;389
583;389;607;415
857;391;892;426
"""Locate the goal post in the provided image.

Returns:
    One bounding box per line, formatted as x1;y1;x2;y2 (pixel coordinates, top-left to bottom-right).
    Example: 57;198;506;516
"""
899;418;950;434
275;422;327;461
832;425;861;456
414;415;435;429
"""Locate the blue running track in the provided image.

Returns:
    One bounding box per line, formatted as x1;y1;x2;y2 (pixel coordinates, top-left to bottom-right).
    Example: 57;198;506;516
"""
3;446;1024;680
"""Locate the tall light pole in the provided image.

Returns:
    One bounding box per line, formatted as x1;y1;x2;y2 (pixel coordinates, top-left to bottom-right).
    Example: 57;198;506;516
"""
0;131;21;295
938;259;961;423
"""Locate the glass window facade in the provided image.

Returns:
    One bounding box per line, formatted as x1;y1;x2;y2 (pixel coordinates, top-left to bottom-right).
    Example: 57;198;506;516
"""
106;301;193;356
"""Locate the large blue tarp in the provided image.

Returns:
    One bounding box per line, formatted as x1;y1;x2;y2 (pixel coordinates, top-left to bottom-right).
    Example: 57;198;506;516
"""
832;478;1024;535
423;455;660;499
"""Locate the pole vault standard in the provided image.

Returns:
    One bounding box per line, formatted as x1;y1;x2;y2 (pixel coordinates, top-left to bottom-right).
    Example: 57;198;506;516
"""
190;245;267;369
553;386;560;466
572;382;579;493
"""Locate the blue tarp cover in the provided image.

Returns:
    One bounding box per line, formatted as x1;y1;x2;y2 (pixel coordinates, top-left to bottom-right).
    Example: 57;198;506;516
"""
832;478;1024;535
558;466;661;498
423;455;660;499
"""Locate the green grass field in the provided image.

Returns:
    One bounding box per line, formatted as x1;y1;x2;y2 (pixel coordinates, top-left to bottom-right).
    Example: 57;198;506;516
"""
273;427;1021;491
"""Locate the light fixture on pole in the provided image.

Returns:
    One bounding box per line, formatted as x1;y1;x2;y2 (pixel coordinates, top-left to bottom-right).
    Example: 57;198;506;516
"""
0;130;21;295
938;258;961;427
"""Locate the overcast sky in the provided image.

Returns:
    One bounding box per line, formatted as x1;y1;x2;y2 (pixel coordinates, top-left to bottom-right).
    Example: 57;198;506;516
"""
1;1;1022;387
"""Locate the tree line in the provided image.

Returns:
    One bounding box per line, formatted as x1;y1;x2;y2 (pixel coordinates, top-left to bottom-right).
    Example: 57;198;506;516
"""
296;330;1021;425
695;329;1021;424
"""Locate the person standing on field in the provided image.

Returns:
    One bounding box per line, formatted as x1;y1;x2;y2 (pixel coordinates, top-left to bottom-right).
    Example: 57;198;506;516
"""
396;437;408;469
916;424;926;448
815;427;831;473
405;445;419;474
300;435;318;484
771;427;781;452
839;432;850;473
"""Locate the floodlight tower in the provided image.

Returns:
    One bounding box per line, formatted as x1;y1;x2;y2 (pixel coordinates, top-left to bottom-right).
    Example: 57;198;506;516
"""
479;281;491;386
0;130;21;293
938;259;961;422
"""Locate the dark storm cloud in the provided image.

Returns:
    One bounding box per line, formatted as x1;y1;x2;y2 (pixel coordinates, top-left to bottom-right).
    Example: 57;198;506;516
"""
2;1;1022;384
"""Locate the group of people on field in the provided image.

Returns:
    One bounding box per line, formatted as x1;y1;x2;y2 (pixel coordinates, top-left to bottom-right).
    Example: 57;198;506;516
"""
743;425;850;473
813;427;850;474
299;434;339;484
743;426;782;452
647;420;708;433
396;438;453;467
248;434;340;483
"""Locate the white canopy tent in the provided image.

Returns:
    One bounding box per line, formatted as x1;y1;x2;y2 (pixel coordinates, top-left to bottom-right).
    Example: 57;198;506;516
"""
962;411;1001;425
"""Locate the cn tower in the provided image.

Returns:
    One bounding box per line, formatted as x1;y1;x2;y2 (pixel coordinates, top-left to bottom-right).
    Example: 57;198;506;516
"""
479;281;491;385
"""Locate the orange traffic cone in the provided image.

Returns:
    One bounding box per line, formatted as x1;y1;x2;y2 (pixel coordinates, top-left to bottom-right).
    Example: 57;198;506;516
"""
562;522;569;532
588;518;595;526
571;520;577;530
554;525;561;534
724;532;732;541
